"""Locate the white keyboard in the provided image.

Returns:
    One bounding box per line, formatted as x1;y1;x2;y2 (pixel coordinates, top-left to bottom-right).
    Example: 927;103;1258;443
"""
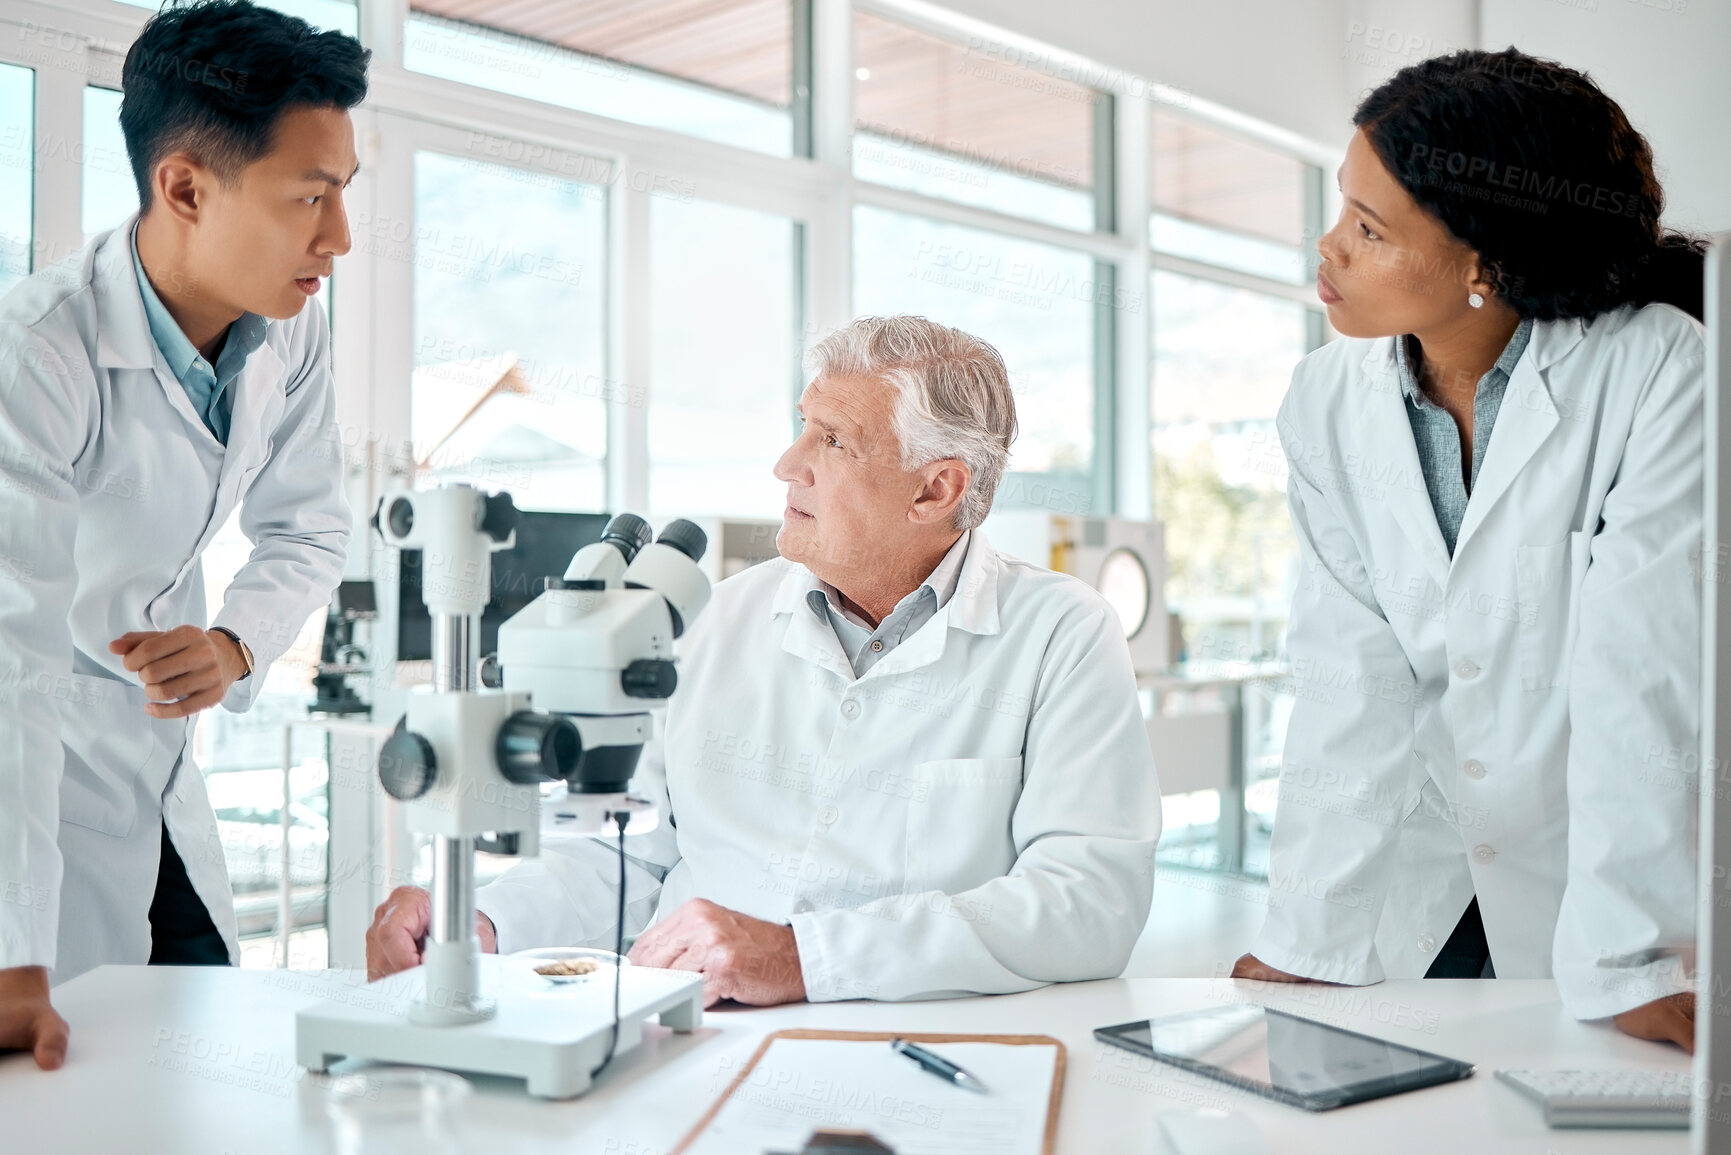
1495;1068;1693;1129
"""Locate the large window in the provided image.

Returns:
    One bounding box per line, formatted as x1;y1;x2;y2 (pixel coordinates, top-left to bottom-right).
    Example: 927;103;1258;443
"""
1151;270;1310;657
854;205;1099;504
81;86;135;242
411;150;610;511
852;9;1100;230
0;63;30;294
648;197;801;518
405;0;797;156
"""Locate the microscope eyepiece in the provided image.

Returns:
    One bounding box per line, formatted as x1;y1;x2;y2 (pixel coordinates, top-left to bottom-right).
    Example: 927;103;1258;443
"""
656;519;708;563
599;513;654;563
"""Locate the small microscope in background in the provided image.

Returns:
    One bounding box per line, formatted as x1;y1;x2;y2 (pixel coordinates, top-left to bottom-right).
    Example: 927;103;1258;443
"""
310;579;378;716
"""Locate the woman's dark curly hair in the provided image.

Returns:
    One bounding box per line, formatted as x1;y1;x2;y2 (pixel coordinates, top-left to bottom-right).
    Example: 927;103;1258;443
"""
1353;48;1705;321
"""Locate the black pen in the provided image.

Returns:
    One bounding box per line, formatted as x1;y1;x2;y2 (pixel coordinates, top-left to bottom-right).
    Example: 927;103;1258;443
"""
890;1037;989;1093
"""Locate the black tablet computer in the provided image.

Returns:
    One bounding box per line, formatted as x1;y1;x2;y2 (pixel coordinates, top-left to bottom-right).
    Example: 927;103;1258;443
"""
1095;1004;1475;1111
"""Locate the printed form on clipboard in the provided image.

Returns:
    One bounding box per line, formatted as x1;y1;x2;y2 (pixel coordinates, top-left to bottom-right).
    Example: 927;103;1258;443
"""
674;1030;1066;1155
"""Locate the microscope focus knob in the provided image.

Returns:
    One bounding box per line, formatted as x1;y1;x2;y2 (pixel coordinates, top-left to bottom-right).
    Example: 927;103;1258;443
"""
621;658;678;698
496;711;583;785
481;490;520;543
378;728;438;800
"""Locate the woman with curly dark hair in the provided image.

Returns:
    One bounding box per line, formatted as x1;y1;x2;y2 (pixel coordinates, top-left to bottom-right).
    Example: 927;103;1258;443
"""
1231;48;1705;1052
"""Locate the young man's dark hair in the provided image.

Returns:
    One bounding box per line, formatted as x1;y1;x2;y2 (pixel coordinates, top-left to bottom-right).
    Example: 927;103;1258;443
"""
120;0;370;207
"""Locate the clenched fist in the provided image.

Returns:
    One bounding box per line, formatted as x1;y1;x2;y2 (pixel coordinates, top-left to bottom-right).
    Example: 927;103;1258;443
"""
0;966;69;1070
365;886;497;980
111;625;247;719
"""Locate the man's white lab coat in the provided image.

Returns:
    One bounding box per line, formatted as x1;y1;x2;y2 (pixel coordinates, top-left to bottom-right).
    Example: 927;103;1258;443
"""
0;220;350;981
478;533;1164;1001
1252;303;1702;1019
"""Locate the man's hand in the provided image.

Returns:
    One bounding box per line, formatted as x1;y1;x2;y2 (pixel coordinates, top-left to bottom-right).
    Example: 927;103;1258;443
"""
0;966;69;1070
1230;952;1328;983
364;886;497;981
110;625;245;719
1613;992;1696;1053
629;898;806;1008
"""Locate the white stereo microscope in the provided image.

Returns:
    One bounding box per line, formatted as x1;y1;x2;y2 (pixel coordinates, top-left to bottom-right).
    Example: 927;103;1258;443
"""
295;484;711;1098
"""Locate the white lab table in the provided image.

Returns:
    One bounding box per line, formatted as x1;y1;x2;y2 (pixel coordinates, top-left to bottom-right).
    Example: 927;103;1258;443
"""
0;966;1693;1154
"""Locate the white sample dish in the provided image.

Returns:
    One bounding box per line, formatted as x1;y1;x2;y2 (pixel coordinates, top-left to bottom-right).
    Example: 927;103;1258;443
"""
504;946;630;993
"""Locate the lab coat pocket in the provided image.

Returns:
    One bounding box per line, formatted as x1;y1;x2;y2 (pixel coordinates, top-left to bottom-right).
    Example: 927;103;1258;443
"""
56;674;149;837
905;757;1022;893
1514;532;1591;692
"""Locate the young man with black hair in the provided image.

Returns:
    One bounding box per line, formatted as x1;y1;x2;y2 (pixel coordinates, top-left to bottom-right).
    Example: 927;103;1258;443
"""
0;0;369;1069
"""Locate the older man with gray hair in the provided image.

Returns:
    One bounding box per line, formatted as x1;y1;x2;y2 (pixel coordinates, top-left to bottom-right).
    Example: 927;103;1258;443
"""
367;315;1163;1004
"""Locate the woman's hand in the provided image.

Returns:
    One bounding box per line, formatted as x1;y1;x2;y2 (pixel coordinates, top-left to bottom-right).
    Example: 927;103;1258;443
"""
1230;953;1313;982
1612;992;1695;1053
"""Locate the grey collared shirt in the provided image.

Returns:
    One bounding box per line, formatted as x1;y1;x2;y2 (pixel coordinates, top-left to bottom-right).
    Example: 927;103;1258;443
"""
1396;318;1534;556
807;531;972;678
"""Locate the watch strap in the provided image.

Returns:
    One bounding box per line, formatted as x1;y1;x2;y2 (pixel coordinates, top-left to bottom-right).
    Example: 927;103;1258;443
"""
211;626;254;681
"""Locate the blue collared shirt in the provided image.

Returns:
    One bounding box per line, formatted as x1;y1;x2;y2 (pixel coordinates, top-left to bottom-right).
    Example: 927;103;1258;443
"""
130;222;267;444
807;530;972;678
1396;318;1534;556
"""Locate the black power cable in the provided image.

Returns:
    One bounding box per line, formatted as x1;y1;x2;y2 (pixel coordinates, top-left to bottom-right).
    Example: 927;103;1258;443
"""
589;809;631;1080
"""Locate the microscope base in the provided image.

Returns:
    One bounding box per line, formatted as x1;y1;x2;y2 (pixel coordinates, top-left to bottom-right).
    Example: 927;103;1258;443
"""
295;954;705;1099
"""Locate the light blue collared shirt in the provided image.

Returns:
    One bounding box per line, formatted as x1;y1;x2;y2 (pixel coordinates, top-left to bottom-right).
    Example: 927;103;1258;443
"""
807;530;972;678
130;222;267;444
1396;318;1534;556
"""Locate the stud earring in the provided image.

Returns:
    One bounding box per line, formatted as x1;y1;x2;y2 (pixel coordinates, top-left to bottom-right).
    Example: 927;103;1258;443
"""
1468;292;1485;308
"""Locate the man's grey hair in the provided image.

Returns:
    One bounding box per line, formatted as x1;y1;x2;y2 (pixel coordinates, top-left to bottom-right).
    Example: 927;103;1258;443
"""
804;316;1018;530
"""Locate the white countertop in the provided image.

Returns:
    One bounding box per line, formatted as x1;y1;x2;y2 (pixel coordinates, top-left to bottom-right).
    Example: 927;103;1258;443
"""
0;966;1694;1154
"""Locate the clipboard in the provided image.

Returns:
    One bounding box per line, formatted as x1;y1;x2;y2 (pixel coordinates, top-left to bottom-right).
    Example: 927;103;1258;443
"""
673;1029;1066;1155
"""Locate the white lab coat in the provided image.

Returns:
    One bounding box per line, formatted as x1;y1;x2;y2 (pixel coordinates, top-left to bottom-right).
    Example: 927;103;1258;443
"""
0;219;351;982
1252;303;1702;1020
477;533;1163;1001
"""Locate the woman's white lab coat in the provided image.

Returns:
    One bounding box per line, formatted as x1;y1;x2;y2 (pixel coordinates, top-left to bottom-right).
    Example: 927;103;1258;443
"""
0;220;351;982
1251;303;1702;1020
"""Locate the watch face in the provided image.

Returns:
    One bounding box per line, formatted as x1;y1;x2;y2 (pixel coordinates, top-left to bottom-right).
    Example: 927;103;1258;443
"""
1098;548;1150;638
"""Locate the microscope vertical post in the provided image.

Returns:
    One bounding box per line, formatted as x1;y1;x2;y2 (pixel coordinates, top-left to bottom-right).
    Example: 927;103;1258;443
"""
407;491;497;1026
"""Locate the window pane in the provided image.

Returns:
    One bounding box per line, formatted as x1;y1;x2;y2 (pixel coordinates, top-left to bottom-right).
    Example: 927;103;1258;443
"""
412;151;608;511
1150;270;1310;666
0;65;32;294
116;0;357;35
406;1;792;156
1151;111;1311;283
853;11;1096;230
853;205;1095;479
82;87;137;243
1152;213;1308;285
649;197;798;519
1152;112;1305;245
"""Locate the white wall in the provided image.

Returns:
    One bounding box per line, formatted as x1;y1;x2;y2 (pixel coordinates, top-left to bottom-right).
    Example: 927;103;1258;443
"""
928;0;1477;153
1482;0;1731;234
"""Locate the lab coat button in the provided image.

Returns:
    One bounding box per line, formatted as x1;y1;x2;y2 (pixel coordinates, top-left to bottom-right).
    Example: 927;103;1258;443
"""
791;898;815;914
1473;844;1496;863
1462;759;1486;779
816;805;839;825
840;699;861;720
1454;659;1480;680
1418;932;1438;953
